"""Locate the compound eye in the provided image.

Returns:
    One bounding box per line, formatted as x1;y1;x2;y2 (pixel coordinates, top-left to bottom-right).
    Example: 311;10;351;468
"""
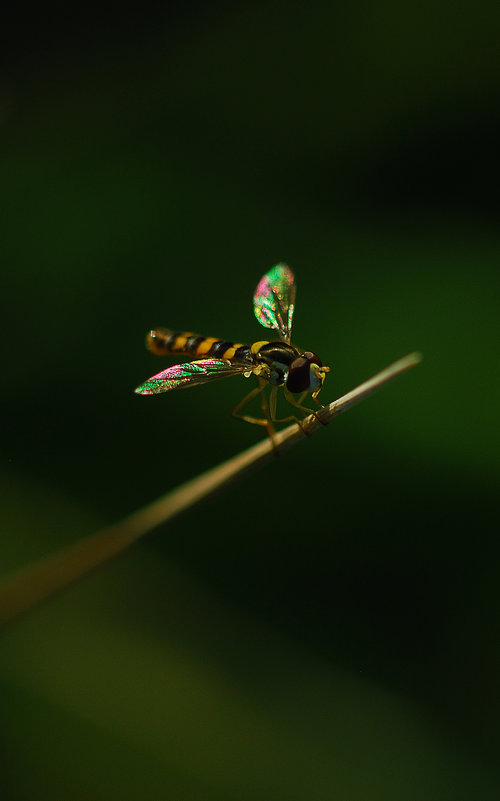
302;351;322;367
285;356;311;393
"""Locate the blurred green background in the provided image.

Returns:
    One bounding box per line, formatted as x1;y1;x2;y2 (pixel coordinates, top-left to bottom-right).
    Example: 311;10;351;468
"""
1;2;499;799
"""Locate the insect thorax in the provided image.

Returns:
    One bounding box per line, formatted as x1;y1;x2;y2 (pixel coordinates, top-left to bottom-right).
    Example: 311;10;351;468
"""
253;341;299;386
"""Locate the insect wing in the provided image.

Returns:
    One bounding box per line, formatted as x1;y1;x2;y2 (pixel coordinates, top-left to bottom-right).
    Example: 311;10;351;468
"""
134;359;248;395
253;263;296;342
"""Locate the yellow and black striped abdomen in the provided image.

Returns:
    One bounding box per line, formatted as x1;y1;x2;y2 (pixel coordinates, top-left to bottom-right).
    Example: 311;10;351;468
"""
146;328;251;362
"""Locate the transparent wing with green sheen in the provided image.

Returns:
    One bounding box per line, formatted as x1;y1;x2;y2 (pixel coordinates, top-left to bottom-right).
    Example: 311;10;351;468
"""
134;359;248;395
253;263;296;342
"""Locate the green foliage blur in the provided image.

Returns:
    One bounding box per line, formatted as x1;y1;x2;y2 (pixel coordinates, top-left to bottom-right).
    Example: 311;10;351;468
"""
1;3;499;798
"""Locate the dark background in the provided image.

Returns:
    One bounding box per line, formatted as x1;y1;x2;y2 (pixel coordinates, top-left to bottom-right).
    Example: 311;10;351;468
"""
1;3;499;799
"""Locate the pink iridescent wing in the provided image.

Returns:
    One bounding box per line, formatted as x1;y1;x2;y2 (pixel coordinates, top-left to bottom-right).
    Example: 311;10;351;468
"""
134;359;249;395
253;263;296;343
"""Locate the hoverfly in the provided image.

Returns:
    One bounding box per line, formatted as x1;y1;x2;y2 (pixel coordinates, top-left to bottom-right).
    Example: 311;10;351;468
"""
135;264;330;439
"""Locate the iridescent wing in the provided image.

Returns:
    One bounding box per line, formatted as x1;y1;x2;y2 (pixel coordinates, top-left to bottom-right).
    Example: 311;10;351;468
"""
134;359;249;395
253;263;296;343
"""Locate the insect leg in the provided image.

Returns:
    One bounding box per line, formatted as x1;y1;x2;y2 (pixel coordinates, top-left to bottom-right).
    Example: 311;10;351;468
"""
232;379;270;428
268;386;302;425
259;382;279;444
269;386;279;420
232;379;278;446
283;388;328;427
262;387;313;437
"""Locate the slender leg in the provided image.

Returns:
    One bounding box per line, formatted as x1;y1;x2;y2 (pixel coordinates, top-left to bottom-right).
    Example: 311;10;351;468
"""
267;389;303;423
232;380;279;448
232;381;269;427
311;394;328;425
259;382;277;441
232;380;327;445
264;387;310;436
268;385;305;437
269;386;278;421
284;388;328;427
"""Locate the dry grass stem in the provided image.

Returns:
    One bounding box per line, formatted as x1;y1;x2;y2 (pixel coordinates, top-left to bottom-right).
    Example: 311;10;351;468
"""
0;352;422;628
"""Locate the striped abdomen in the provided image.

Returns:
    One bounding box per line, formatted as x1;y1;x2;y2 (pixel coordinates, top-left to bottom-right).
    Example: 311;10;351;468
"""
146;328;252;363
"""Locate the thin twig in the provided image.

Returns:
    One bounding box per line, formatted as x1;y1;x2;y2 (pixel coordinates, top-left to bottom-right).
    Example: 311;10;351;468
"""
0;352;422;628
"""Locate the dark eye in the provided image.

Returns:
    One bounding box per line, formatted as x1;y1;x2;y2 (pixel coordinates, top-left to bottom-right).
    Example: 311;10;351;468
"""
303;351;322;367
285;357;310;393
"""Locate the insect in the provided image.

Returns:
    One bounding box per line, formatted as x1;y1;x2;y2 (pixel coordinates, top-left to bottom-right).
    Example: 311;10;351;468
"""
135;263;330;439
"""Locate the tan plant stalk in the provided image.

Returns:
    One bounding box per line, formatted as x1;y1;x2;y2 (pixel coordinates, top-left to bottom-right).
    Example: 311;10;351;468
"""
0;352;422;628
